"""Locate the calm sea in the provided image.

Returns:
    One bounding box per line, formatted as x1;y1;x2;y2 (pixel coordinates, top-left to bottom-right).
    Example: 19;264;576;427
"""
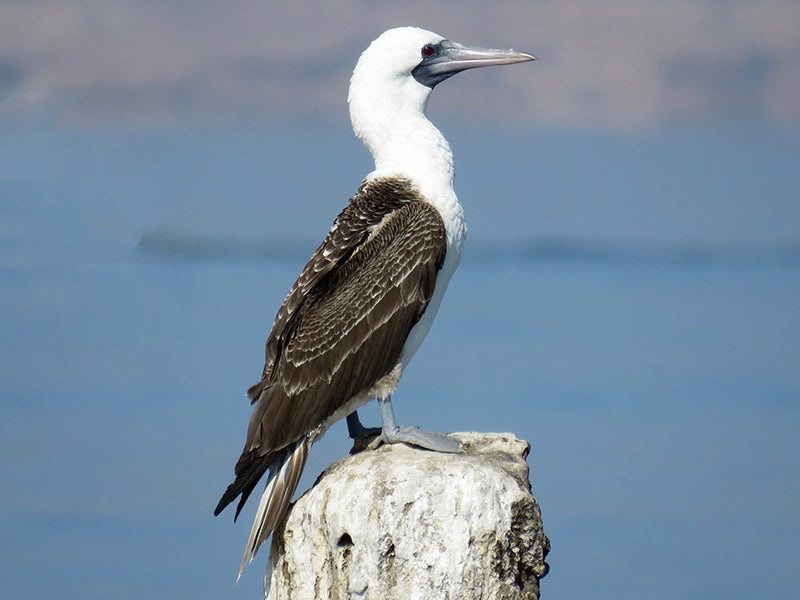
2;123;798;599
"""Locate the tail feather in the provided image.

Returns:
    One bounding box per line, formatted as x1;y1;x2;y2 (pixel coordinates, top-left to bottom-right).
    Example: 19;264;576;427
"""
213;451;271;521
237;436;312;579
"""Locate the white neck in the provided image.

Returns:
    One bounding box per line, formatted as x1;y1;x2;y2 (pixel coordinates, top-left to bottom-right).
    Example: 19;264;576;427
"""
370;114;454;194
346;27;469;368
349;70;463;248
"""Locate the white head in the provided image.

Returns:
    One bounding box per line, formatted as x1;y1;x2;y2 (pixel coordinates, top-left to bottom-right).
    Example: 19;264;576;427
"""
348;27;534;189
349;27;444;156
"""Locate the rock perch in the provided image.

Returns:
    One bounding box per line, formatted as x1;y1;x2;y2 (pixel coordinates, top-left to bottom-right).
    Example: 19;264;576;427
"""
265;432;550;599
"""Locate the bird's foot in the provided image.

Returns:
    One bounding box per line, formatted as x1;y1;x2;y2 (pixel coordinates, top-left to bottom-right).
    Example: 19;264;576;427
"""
360;396;463;453
347;411;382;454
369;424;463;453
346;411;382;439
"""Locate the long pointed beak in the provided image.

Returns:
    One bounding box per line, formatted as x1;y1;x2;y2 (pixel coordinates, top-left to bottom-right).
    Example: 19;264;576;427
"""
439;43;535;70
413;40;534;88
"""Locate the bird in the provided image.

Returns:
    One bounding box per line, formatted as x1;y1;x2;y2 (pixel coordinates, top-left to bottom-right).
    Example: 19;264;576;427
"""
214;26;534;576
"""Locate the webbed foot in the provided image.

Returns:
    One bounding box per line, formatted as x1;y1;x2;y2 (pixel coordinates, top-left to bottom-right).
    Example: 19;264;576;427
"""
368;396;463;453
346;411;382;439
347;410;382;454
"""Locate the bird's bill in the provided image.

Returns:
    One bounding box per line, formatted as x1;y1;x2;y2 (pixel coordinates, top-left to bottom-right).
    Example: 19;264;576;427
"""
439;42;535;71
413;40;534;87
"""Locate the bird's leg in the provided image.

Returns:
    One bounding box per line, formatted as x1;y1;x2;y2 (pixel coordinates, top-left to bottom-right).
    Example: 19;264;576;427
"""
346;410;381;439
371;395;462;453
347;410;382;454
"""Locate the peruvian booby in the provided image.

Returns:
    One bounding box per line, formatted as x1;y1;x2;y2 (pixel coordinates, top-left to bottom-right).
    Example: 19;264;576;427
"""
214;26;533;575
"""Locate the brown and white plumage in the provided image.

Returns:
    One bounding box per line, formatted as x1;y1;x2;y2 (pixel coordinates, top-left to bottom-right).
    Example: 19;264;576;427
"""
214;26;533;577
214;179;445;551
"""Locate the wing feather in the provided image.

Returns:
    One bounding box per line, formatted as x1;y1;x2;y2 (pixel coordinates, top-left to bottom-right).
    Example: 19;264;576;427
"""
216;178;447;524
252;197;446;452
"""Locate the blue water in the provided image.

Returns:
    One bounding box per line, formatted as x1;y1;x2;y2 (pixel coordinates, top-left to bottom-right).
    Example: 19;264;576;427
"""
1;123;799;599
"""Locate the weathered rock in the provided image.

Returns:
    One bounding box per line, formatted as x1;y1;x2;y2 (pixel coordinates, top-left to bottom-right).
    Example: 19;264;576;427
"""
265;432;550;599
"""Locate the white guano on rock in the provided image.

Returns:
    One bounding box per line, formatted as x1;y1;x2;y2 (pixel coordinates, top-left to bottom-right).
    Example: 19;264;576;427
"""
265;432;550;599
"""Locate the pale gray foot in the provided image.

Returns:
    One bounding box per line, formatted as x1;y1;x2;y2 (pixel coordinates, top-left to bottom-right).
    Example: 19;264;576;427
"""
346;411;381;439
369;396;463;453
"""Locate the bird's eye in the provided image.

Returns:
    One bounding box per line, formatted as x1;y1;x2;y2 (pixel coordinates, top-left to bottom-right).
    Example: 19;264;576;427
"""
421;44;436;58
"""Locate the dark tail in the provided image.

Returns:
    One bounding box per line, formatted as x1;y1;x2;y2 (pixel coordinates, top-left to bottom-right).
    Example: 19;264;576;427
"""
214;449;272;521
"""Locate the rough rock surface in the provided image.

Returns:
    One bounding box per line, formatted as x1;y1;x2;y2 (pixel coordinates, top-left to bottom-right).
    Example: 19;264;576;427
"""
265;432;550;600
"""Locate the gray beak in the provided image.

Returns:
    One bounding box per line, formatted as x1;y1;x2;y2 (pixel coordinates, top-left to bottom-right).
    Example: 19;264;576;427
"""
412;40;535;88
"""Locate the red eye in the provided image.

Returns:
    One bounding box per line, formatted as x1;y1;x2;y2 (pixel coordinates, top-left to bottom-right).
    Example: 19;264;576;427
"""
421;44;435;57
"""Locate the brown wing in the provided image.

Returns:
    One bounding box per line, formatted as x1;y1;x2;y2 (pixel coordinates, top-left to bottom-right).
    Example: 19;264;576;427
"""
214;178;446;519
249;197;446;452
246;182;411;402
